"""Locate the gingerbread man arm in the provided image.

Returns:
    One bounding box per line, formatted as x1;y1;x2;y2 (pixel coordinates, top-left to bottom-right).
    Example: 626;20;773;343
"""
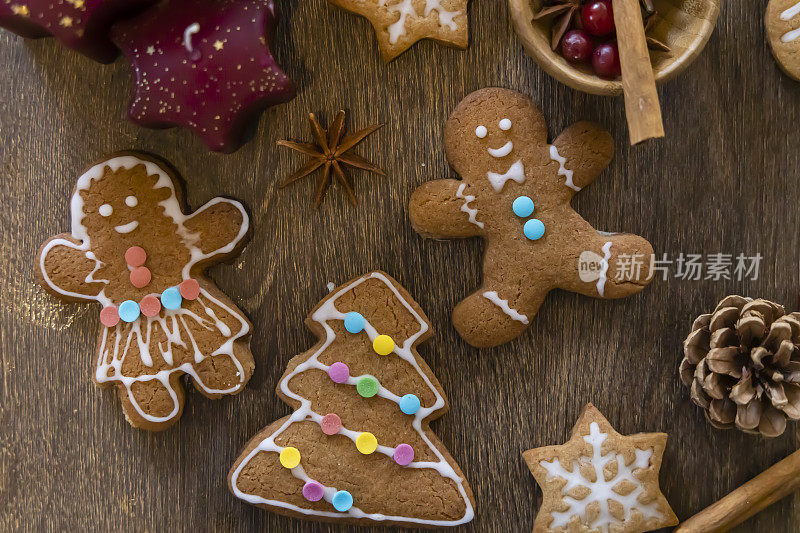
558;231;654;299
409;179;484;239
183;198;250;264
551;122;614;192
37;236;106;302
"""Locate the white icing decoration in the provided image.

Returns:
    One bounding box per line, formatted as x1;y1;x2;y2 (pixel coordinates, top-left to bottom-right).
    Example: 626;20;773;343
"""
487;141;513;158
482;291;528;324
183;22;200;53
38;156;251;424
549;145;581;191
114;221;139;234
456;183;484;229
596;241;612;297
596;230;618;236
230;272;474;526
499;118;512;130
540;422;663;531
99;204;113;217
475;125;487;139
326;282;335;292
487;160;525;192
125;195;138;207
380;0;461;44
781;2;800;42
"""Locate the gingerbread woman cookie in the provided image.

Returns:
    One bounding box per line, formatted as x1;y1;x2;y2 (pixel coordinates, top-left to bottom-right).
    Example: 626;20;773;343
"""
37;153;254;430
409;88;653;348
767;0;800;81
327;0;468;62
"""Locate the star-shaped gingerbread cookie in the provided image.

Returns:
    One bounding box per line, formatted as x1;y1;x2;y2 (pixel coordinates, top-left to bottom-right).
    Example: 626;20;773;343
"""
767;0;800;81
111;0;296;152
523;404;678;533
0;0;154;62
328;0;469;62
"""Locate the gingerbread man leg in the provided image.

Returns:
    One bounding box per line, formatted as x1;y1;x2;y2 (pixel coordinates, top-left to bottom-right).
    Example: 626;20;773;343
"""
452;247;548;347
118;377;186;431
191;344;253;397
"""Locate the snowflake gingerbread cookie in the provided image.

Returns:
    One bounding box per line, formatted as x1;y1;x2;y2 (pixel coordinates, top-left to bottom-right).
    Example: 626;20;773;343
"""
767;0;800;81
229;271;475;527
328;0;468;62
523;404;678;533
409;88;654;348
36;153;254;430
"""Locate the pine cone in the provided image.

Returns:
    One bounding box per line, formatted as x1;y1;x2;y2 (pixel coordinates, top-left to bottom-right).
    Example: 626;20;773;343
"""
680;295;800;438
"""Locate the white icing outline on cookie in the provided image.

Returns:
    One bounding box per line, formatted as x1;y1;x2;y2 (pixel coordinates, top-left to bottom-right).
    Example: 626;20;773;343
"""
596;241;613;297
384;0;461;44
781;2;800;42
230;272;474;526
482;291;529;324
456;183;484;229
549;145;581;191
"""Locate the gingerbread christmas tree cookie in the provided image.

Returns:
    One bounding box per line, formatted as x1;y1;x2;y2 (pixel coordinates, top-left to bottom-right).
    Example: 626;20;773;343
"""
229;271;474;527
523;404;678;533
409;88;654;348
328;0;469;62
767;0;800;81
37;153;254;430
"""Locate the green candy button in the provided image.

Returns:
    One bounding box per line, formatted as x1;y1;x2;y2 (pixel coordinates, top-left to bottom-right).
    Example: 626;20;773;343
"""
356;376;380;398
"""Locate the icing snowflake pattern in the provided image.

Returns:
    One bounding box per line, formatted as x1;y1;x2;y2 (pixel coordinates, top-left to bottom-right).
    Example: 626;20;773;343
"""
541;423;662;531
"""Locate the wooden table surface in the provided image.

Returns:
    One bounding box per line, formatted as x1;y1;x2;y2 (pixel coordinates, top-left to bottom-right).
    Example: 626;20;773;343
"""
2;0;799;531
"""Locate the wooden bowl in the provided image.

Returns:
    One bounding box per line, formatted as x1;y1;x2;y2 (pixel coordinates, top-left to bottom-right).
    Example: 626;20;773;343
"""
509;0;721;96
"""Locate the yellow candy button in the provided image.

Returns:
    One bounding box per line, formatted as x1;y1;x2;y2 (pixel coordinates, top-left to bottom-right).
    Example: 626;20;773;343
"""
279;447;301;469
356;432;378;454
372;334;395;356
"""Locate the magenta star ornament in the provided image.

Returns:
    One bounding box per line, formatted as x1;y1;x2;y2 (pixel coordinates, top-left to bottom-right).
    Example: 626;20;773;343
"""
111;0;296;153
0;0;154;63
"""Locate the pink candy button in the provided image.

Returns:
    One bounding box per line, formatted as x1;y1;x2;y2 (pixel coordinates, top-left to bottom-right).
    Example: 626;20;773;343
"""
130;266;151;288
100;306;120;327
179;278;200;300
140;294;162;317
302;481;324;502
393;444;414;466
124;246;147;267
320;413;342;436
328;362;349;384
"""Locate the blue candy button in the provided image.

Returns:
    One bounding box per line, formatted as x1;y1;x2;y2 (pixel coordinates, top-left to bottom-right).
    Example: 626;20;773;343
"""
523;219;546;241
399;394;421;415
161;287;182;310
512;196;535;218
118;300;140;322
344;312;366;334
332;490;353;512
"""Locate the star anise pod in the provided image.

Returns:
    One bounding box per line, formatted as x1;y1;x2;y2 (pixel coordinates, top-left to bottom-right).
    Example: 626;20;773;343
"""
278;111;384;208
644;11;671;53
532;0;583;50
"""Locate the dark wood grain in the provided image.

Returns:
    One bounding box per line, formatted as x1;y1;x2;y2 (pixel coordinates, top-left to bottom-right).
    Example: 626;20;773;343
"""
1;0;799;531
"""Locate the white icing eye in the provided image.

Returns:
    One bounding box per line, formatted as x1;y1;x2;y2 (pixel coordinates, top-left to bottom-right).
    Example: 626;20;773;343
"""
99;204;113;217
475;125;487;138
499;119;512;130
125;195;138;207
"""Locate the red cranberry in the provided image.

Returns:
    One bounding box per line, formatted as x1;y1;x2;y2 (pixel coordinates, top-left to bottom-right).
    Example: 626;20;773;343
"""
561;30;593;63
592;43;621;78
582;0;615;37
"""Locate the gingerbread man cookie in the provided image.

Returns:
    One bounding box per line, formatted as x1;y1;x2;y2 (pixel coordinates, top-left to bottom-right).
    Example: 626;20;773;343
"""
767;0;800;81
37;153;254;430
409;88;653;348
523;404;678;532
327;0;468;62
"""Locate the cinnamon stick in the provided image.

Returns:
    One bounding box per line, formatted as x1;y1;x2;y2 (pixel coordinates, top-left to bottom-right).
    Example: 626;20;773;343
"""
612;0;664;144
675;449;800;532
